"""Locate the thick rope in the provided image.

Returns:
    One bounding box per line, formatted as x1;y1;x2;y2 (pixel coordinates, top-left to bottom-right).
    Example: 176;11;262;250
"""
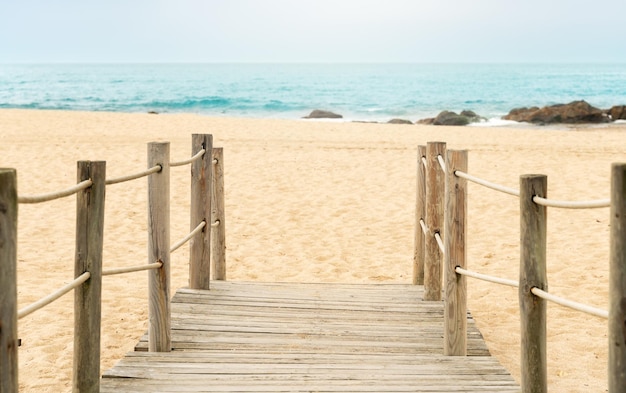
102;262;163;276
455;266;519;288
454;170;520;197
421;156;427;168
170;149;206;167
211;220;220;228
437;154;446;172
18;272;91;319
106;164;161;185
18;179;93;204
435;232;445;253
419;219;428;235
530;287;608;319
532;196;610;209
170;220;206;253
213;158;218;165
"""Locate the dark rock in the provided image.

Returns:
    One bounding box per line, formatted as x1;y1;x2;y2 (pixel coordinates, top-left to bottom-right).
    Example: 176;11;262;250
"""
460;110;478;118
303;109;343;119
387;118;413;125
433;111;470;126
503;100;608;124
416;117;436;125
148;111;159;114
609;105;626;120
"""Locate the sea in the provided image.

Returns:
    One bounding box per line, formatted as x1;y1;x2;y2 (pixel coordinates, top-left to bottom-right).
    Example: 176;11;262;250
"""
1;63;625;124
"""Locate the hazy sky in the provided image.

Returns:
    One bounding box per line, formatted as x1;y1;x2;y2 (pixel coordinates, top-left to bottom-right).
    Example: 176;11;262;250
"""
1;0;624;63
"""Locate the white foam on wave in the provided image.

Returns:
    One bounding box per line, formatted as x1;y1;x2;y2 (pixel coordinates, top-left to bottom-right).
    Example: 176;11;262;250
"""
467;117;522;127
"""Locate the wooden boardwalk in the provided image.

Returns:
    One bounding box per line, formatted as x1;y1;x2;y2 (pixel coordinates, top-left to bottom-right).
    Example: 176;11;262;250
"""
100;281;520;392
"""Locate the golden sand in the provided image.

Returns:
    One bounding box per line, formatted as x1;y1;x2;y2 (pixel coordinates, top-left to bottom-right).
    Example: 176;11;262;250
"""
1;109;622;392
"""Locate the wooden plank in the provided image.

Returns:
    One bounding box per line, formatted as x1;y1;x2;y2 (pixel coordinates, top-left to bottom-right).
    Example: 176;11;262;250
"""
189;134;212;289
73;161;106;393
519;175;547;393
413;145;426;285
147;142;171;352
425;142;446;300
100;282;518;392
610;163;626;393
0;168;18;393
211;147;226;280
444;150;468;356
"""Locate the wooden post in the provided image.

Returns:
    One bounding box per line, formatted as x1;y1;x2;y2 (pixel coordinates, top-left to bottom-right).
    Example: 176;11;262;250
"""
444;150;468;356
519;174;548;393
189;134;213;289
609;163;626;392
148;142;171;352
424;142;446;301
0;169;18;393
413;145;427;285
212;147;226;280
73;161;105;393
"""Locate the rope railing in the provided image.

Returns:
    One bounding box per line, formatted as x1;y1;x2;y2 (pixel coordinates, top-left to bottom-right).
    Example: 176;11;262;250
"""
17;272;91;319
18;179;93;204
170;220;206;254
170;148;206;167
1;135;227;393
434;232;445;254
105;164;161;185
437;154;446;172
455;266;519;288
415;143;623;390
102;262;163;277
532;196;610;209
530;287;608;319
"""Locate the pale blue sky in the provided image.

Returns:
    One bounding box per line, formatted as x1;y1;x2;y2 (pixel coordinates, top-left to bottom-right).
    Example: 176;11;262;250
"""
1;0;624;63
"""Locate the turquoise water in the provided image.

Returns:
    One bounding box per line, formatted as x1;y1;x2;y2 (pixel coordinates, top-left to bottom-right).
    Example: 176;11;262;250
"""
1;63;625;122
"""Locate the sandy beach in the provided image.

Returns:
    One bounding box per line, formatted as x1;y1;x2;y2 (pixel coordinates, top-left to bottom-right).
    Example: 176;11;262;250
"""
1;108;622;392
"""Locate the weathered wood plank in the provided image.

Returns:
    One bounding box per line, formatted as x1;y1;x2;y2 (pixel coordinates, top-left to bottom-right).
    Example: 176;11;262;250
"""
100;282;518;392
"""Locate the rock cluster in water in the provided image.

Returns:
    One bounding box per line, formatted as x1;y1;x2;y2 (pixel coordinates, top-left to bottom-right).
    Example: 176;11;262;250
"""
304;101;626;126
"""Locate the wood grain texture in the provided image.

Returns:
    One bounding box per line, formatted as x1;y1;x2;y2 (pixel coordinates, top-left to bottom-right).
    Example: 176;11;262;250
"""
519;175;547;393
610;163;626;392
0;169;18;393
73;161;106;393
211;147;226;280
444;150;468;356
424;142;446;300
101;281;519;392
148;142;171;352
190;134;213;289
413;145;426;285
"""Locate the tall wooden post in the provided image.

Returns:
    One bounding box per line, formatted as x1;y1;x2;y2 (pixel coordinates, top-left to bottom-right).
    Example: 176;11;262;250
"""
148;142;171;352
519;174;548;393
0;169;18;393
212;147;226;280
444;150;468;356
73;161;106;393
424;142;446;301
189;134;213;289
413;145;427;285
610;163;626;392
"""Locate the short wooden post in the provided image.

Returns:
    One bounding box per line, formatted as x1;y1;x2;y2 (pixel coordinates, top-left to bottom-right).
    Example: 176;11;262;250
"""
73;161;106;393
0;169;18;393
413;145;427;285
148;142;171;352
444;150;468;356
211;147;226;280
609;163;626;392
424;142;446;301
189;134;213;289
519;174;548;393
